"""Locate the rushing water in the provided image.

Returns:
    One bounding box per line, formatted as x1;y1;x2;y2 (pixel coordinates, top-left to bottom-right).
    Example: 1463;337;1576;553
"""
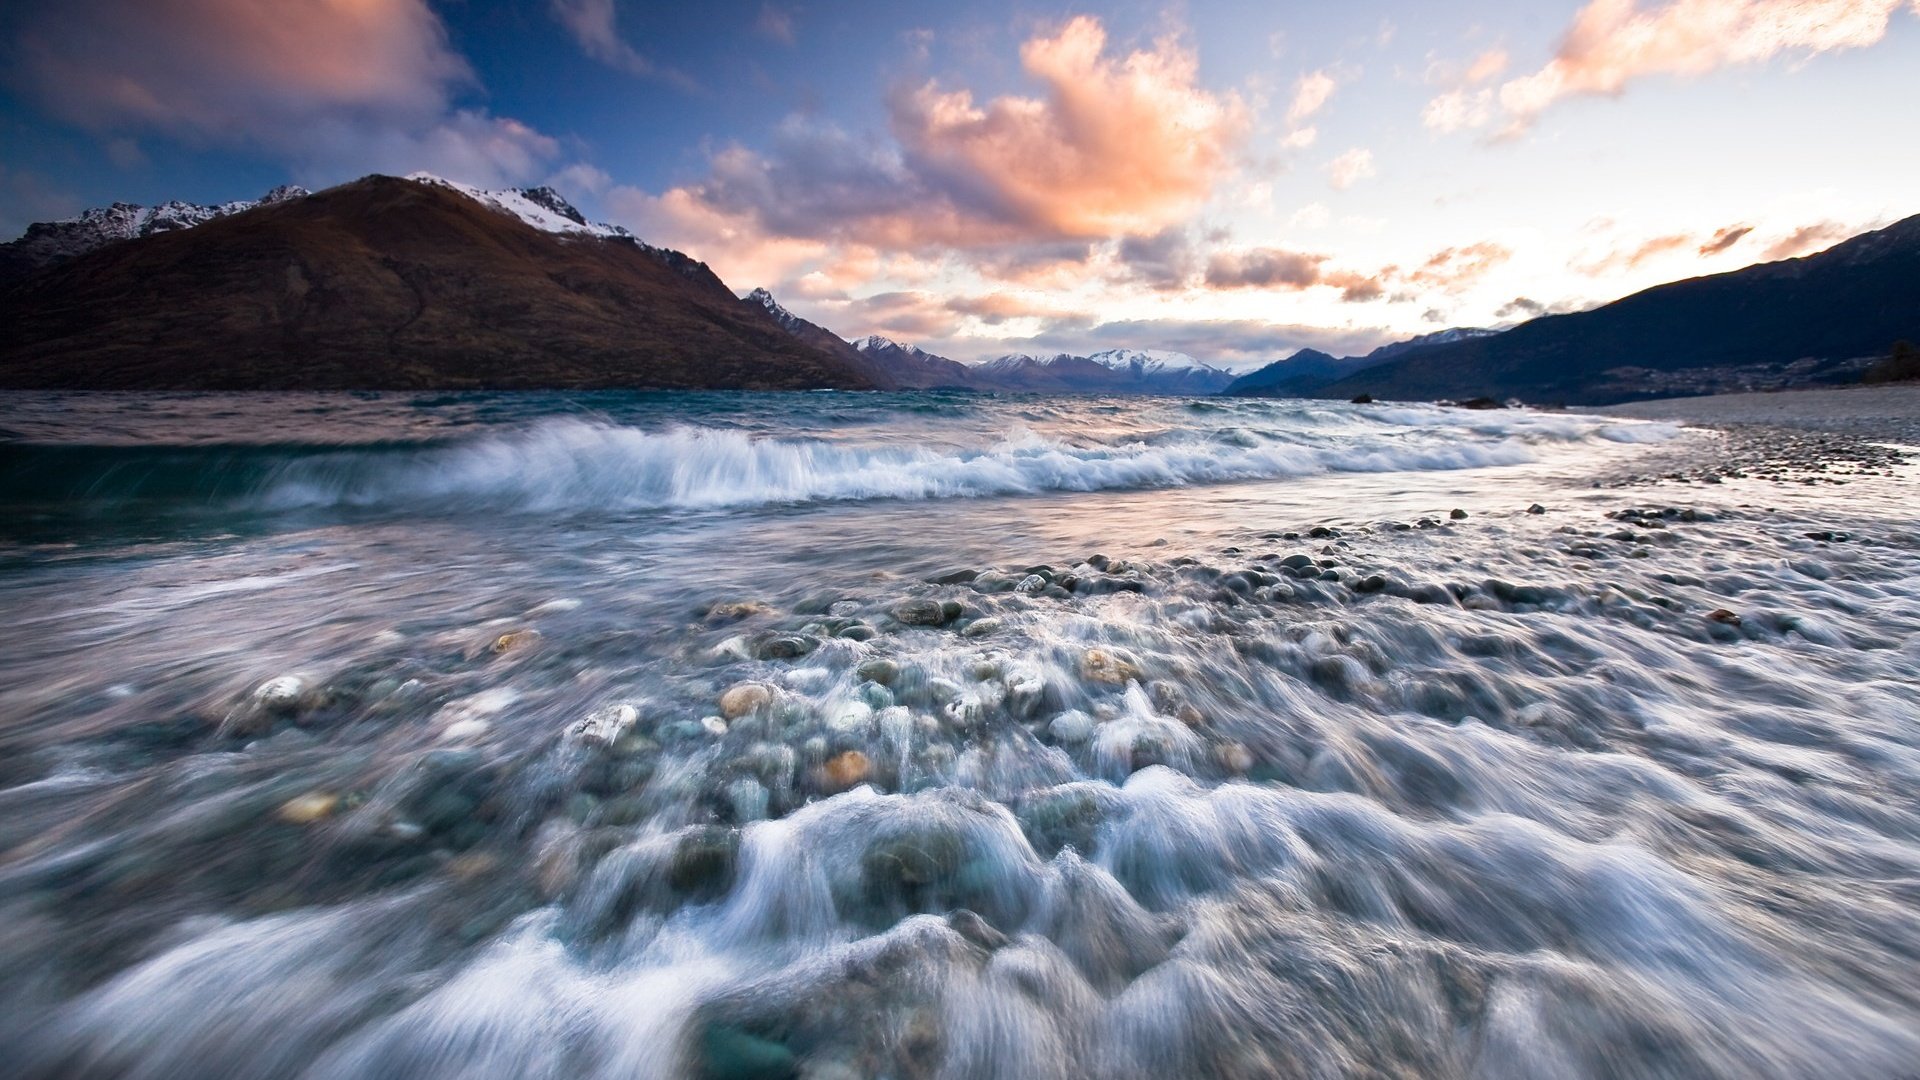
0;391;1916;1079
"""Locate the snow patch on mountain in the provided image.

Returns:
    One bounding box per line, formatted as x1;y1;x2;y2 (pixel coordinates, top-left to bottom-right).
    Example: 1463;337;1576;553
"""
2;184;311;273
1084;348;1228;377
405;174;634;241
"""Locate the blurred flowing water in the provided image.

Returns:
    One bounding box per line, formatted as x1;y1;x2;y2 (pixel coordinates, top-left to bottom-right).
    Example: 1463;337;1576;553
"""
0;391;1916;1079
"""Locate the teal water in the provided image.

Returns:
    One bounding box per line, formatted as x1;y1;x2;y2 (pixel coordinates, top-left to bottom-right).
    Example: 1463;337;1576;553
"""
1;391;1916;1078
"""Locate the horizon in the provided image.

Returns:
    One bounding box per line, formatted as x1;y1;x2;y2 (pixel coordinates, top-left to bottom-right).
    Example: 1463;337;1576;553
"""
3;0;1918;366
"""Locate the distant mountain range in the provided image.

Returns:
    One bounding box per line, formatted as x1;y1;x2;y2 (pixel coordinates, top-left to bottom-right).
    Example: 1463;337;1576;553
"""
1223;327;1500;398
1294;217;1920;405
2;174;1913;400
0;175;875;390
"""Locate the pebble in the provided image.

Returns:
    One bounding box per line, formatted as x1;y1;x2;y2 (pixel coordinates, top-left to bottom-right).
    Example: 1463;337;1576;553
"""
719;682;774;719
255;675;307;712
962;617;1004;638
1526;504;1547;514
856;658;901;686
1015;574;1047;594
822;750;871;791
1706;608;1742;626
893;598;950;626
755;635;816;660
1215;742;1255;774
568;703;639;747
1081;648;1142;685
277;791;339;825
1450;508;1469;520
490;629;541;655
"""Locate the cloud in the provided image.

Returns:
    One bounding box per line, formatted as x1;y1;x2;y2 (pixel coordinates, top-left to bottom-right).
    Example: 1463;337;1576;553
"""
1495;295;1591;320
1422;88;1494;133
1464;48;1511;84
1287;70;1338;124
888;16;1248;238
625;15;1248;290
1698;224;1754;254
1280;69;1340;148
1487;0;1918;134
1761;219;1857;259
1204;248;1328;289
1116;228;1199;290
1574;222;1776;274
755;4;797;45
1421;47;1506;132
1574;231;1696;274
1408;242;1512;289
1326;148;1376;190
551;0;655;76
1204;239;1508;301
10;0;567;188
945;292;1091;326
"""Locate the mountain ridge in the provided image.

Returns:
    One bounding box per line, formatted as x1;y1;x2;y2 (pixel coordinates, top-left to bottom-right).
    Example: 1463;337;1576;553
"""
0;175;878;390
1314;215;1920;404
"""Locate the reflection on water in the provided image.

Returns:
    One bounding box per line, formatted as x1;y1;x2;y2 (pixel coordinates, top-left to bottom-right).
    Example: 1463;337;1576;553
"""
1;391;1917;1078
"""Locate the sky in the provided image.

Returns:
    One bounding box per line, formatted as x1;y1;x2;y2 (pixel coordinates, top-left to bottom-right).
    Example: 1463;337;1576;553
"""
3;0;1917;368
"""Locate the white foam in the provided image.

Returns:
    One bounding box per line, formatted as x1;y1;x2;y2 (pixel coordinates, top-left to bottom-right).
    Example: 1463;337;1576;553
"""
252;412;1669;514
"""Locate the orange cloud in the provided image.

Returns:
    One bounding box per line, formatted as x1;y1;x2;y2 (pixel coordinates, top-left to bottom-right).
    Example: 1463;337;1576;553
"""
1761;220;1859;259
1698;224;1754;254
15;0;562;186
1494;0;1918;133
889;16;1247;239
1409;241;1513;289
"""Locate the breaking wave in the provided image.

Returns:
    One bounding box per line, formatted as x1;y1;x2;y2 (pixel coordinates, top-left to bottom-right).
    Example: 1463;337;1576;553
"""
239;416;1669;513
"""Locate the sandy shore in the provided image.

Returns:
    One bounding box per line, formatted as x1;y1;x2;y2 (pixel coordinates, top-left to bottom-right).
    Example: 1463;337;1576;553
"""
1591;383;1920;444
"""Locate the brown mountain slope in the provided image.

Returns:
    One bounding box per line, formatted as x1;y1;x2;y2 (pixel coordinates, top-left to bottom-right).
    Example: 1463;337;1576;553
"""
0;176;878;390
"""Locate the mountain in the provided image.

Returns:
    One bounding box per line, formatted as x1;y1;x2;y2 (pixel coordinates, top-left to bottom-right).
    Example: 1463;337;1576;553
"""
1082;349;1236;393
852;335;978;389
1223;328;1498;398
747;287;901;389
973;349;1233;393
1316;217;1920;405
1359;326;1500;364
974;352;1124;392
0;184;312;281
0;175;879;391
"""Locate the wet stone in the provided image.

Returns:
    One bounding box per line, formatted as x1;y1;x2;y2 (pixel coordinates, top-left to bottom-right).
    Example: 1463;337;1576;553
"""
720;682;775;719
670;827;740;902
755;635;817;660
893;598;949;626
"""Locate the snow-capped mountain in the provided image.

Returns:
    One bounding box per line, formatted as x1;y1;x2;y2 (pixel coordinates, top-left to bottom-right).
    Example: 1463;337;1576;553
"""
1083;348;1219;375
2;174;642;283
972;349;1234;393
0;184;311;278
1360;326;1499;364
852;335;977;388
403;174;634;242
1;174;880;390
749;287;806;331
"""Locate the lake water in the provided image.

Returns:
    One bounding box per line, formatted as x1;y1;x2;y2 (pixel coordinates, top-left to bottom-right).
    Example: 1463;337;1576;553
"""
1;391;1916;1078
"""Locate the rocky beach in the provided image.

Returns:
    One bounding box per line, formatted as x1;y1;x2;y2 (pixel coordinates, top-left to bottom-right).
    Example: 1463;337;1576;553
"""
0;389;1916;1079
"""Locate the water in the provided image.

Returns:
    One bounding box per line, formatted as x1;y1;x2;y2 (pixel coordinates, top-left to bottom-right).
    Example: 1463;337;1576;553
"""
0;391;1916;1079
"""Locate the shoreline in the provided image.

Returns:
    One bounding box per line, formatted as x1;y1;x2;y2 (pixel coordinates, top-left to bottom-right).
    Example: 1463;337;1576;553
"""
1586;382;1920;445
